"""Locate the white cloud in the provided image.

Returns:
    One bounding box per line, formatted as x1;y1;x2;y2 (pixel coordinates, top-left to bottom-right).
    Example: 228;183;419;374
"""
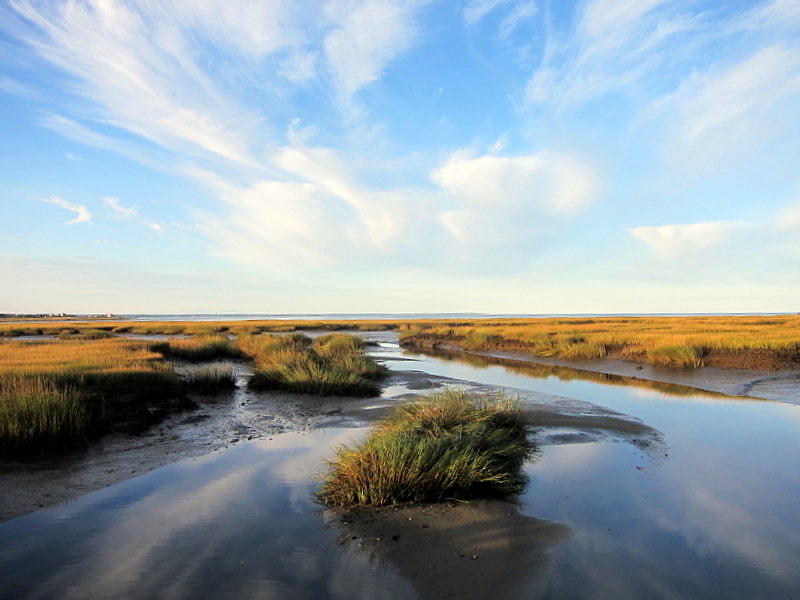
39;195;92;224
432;150;597;214
526;0;696;107
463;0;537;40
731;0;800;33
629;221;743;258
199;145;598;272
498;1;537;40
578;0;668;41
646;44;800;157
464;0;511;25
40;114;173;173
104;197;138;219
162;0;301;58
201;178;361;268
0;75;40;99
278;50;318;83
10;0;261;164
323;0;424;97
103;196;166;234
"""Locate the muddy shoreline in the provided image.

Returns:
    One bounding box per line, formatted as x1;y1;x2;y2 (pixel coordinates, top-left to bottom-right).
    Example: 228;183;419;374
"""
402;341;800;405
3;331;776;524
0;351;667;523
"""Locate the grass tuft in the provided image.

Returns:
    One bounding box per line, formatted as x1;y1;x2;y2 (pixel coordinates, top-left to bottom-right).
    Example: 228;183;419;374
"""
318;389;532;507
58;328;115;340
0;377;90;456
181;364;237;394
151;335;240;361
240;333;386;396
646;345;703;369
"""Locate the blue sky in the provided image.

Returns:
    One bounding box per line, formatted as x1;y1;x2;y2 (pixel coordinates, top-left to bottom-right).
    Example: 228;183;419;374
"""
1;0;799;313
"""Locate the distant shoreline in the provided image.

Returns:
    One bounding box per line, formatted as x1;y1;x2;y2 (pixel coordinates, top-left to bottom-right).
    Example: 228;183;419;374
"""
1;311;796;324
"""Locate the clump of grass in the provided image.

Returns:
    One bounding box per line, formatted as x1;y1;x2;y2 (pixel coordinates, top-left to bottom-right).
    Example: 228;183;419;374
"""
0;339;183;455
58;328;115;340
557;342;607;360
151;335;240;361
181;364;237;394
240;333;386;396
0;377;90;456
318;389;532;507
646;345;703;368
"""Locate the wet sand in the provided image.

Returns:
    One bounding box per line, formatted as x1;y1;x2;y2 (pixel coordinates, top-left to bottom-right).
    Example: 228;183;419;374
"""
329;500;570;600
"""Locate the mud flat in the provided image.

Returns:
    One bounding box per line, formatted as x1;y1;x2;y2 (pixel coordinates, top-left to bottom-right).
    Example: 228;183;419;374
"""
0;352;664;522
0;359;388;522
330;500;569;600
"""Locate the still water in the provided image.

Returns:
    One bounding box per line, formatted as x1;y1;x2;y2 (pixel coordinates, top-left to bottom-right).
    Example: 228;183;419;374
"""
1;341;799;599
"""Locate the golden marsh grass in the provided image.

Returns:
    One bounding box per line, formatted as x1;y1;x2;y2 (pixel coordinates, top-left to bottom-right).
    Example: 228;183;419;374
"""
399;315;800;369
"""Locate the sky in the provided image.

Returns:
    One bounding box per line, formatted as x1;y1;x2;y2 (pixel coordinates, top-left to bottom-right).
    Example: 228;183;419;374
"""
1;0;799;314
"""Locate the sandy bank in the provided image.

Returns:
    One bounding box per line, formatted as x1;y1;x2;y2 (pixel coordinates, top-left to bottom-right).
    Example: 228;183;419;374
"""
329;499;569;600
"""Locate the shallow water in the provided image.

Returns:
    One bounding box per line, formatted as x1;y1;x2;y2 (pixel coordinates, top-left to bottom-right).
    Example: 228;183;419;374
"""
1;340;799;599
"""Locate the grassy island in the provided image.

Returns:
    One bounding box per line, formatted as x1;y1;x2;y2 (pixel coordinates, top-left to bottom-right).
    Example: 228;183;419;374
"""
318;390;532;507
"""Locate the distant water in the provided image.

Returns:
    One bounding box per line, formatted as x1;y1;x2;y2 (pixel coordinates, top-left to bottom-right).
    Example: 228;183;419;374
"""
116;312;793;322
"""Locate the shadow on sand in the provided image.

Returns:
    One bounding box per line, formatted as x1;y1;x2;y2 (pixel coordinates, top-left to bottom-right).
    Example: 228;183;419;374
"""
327;499;570;599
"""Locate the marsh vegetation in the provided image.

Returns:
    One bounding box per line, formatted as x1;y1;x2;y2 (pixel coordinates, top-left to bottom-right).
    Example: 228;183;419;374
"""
240;333;387;396
150;335;241;361
180;364;237;394
3;315;798;370
0;339;181;456
0;331;385;456
398;315;800;370
318;389;532;507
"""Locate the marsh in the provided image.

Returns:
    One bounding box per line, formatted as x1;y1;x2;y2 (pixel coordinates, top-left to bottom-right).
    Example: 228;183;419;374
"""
2;331;799;599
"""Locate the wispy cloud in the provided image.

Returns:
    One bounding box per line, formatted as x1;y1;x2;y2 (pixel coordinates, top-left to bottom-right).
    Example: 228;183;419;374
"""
629;221;744;258
9;0;264;165
463;0;537;40
323;0;426;98
104;197;138;219
0;75;40;99
103;196;166;234
39;195;92;224
526;0;697;107
644;44;800;163
464;0;512;25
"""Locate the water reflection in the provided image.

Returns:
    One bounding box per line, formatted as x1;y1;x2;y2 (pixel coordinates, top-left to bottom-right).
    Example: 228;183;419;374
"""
397;345;746;400
0;429;415;600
